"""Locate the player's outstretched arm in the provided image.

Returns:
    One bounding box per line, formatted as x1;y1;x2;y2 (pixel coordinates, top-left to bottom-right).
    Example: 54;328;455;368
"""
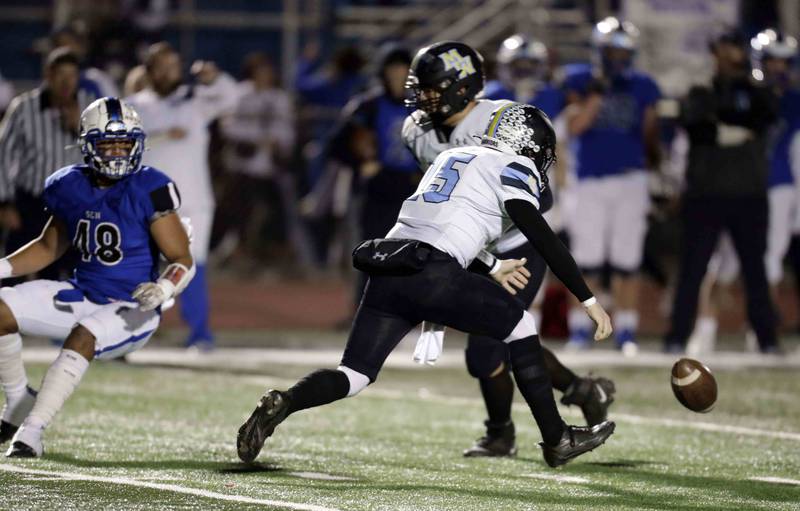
0;216;70;279
132;212;195;311
504;199;612;341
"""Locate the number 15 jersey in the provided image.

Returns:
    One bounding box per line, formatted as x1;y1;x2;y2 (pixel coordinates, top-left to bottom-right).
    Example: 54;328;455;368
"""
43;164;181;304
387;145;543;268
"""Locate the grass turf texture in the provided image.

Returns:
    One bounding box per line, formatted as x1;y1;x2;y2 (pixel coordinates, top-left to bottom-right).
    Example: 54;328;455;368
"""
1;360;799;510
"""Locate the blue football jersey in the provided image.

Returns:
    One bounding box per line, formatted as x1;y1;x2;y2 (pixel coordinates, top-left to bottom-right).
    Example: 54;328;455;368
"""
768;89;800;188
43;164;181;304
483;80;566;120
563;64;661;179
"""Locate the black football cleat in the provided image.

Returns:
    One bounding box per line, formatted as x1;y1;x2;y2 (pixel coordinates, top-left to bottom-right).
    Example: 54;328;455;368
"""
561;377;616;426
0;421;19;445
540;420;615;468
463;420;517;457
237;389;289;463
6;440;39;458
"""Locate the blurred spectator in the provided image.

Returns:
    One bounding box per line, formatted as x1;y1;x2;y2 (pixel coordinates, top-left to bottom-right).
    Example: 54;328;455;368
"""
0;48;94;284
295;42;366;192
123;65;150;97
215;53;307;268
51;24;120;98
127;42;239;351
484;34;565;119
665;30;779;353
752;30;800;305
323;44;417;304
563;17;661;355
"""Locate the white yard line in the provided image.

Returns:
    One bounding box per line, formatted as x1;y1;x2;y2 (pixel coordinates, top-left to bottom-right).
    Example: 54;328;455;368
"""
520;473;590;484
0;464;343;511
749;476;800;486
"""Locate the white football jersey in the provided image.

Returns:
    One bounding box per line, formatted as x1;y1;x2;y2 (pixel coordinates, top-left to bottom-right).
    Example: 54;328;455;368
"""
387;145;542;268
401;99;528;252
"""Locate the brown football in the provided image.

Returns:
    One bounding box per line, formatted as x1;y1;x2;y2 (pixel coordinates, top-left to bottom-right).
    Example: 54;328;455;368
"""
670;358;717;413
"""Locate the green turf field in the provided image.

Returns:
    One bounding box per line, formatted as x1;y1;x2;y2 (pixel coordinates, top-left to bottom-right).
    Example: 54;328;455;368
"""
1;356;799;511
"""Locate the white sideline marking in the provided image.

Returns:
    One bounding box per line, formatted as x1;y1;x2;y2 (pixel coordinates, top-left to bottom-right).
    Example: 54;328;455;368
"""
289;472;356;481
0;464;342;511
521;473;590;484
749;476;800;486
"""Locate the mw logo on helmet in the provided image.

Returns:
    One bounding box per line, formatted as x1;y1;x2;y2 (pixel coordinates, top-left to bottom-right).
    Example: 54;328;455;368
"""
438;49;476;79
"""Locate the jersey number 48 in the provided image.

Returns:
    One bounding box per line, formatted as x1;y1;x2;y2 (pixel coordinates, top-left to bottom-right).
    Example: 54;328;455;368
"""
73;219;123;266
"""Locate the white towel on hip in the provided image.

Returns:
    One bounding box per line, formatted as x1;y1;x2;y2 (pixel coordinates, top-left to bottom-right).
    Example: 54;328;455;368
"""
413;322;446;365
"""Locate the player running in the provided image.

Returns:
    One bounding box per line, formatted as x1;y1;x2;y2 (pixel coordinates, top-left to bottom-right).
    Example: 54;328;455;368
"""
0;97;193;457
238;102;616;468
402;41;614;457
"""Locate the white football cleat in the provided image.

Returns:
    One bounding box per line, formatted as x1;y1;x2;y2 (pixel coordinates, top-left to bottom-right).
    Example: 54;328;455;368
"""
6;421;44;458
0;386;37;444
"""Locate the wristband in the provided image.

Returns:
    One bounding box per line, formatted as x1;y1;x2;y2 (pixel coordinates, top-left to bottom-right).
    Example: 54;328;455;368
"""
0;259;12;279
581;296;597;308
488;258;503;275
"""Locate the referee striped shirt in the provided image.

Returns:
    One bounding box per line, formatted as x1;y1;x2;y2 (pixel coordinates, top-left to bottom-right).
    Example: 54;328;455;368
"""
0;86;96;202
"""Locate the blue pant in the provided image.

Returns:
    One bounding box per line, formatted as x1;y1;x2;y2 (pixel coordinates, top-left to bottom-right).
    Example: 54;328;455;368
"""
180;264;213;346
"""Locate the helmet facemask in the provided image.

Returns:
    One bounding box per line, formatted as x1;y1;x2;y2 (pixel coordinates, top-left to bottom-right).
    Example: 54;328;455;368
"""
79;97;146;180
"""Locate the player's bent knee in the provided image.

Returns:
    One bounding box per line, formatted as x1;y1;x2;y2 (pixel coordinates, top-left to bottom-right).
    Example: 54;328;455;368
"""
503;311;538;344
337;365;370;397
465;343;508;379
63;325;97;362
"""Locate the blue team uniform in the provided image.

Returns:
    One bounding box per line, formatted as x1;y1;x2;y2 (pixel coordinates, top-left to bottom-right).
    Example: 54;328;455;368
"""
563;64;661;179
42;164;181;305
768;89;800;188
483;80;566;120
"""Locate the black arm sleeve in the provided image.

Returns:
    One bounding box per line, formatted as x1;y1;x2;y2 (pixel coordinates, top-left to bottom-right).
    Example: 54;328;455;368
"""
504;199;593;302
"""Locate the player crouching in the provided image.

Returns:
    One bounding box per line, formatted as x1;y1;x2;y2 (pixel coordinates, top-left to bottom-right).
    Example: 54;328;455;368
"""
0;97;193;457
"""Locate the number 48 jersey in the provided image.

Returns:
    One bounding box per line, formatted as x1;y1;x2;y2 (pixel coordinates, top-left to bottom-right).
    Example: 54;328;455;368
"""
43;164;181;304
387;145;543;268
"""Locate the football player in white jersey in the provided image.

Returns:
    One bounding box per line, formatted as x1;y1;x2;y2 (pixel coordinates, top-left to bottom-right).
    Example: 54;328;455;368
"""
237;102;615;469
402;41;615;457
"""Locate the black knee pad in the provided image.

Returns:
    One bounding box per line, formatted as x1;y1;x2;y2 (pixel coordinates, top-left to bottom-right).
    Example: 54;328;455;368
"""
465;335;509;379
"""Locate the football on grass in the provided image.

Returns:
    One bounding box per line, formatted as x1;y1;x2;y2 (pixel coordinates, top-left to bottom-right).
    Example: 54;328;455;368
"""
671;358;717;413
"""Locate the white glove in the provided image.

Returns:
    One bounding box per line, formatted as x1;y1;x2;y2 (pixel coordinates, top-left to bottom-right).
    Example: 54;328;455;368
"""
132;279;176;311
413;322;445;365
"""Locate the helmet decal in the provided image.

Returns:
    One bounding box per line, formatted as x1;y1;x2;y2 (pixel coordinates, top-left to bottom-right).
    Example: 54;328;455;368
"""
438;49;477;79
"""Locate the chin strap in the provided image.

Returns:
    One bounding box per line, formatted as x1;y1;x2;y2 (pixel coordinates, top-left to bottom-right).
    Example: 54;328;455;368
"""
160;262;196;296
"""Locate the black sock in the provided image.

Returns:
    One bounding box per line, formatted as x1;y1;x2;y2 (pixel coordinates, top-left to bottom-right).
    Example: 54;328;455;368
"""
508;335;565;446
285;369;350;415
478;368;515;425
542;347;577;392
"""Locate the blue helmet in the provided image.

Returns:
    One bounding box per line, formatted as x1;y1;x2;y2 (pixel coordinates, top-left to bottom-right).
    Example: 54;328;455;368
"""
79;97;146;179
496;34;549;90
750;28;798;84
592;17;639;77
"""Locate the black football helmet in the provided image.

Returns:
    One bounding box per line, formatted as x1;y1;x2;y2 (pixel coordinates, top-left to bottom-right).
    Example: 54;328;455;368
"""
482;102;557;179
405;41;485;127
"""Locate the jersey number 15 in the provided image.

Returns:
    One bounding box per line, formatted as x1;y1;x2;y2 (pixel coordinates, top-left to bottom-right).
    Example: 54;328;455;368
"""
409;153;476;203
73;219;123;265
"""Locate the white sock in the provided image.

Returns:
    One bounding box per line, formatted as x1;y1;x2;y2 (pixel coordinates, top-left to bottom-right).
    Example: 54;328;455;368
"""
568;308;592;333
0;333;28;417
25;349;89;430
695;317;718;338
532;309;542;330
613;310;639;333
